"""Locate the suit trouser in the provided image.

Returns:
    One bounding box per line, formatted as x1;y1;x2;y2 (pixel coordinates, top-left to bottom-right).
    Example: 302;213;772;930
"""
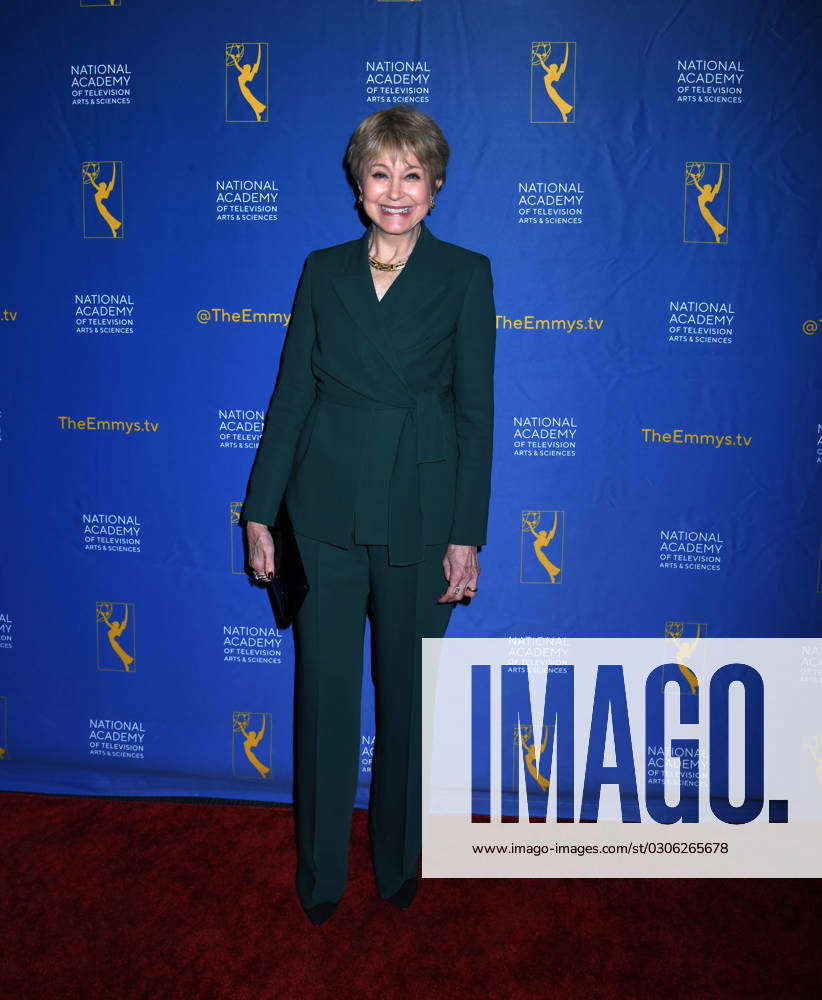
291;527;454;909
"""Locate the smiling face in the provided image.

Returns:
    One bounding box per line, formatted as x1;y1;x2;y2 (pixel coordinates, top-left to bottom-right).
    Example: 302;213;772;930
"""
359;147;442;238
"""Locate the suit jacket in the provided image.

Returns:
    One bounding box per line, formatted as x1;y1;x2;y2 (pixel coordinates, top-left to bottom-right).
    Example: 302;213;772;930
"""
241;220;496;566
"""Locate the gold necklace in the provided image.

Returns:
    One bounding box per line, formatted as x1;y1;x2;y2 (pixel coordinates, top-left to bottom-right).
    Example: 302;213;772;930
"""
368;254;406;272
368;225;420;271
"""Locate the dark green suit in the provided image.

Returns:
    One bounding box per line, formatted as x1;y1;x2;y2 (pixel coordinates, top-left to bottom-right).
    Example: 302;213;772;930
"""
242;221;495;909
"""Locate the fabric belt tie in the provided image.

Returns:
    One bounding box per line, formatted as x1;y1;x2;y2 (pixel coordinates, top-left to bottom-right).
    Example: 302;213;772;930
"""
316;384;452;565
413;387;449;464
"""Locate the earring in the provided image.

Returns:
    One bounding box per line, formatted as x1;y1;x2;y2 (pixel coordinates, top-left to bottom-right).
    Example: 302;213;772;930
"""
429;197;436;210
356;192;363;205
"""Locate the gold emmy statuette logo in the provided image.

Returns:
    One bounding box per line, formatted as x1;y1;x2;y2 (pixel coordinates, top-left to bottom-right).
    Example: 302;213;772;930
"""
0;695;7;759
805;734;822;788
232;712;272;778
683;161;730;244
530;42;576;124
229;501;246;575
514;723;551;792
663;621;707;694
80;0;122;7
82;161;124;239
225;43;269;124
520;509;564;584
96;602;136;672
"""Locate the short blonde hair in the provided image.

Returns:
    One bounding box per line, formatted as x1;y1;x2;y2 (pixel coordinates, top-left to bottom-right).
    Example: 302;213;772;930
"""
344;105;450;191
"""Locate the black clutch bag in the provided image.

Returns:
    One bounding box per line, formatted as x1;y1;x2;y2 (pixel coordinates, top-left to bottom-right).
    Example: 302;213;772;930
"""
265;501;309;628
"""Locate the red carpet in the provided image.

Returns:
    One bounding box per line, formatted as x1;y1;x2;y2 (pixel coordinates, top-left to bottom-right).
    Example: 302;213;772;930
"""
1;791;818;1000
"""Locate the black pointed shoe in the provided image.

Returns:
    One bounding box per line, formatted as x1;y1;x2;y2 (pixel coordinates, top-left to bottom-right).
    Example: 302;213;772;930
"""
386;877;418;910
304;900;339;926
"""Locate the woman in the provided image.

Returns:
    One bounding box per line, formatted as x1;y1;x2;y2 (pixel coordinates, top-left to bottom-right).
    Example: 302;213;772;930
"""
242;106;496;925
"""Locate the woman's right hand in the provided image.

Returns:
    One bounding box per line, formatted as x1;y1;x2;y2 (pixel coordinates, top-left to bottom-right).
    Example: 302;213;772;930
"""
246;521;276;581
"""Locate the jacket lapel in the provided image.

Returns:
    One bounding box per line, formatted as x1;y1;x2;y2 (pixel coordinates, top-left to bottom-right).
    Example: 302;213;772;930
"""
329;222;446;388
375;221;447;319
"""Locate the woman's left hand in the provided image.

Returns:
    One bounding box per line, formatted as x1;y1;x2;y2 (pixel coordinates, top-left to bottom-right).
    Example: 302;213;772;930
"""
438;544;480;603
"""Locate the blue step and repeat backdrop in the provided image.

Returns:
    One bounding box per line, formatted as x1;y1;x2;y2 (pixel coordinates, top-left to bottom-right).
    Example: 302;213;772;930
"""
1;0;820;803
